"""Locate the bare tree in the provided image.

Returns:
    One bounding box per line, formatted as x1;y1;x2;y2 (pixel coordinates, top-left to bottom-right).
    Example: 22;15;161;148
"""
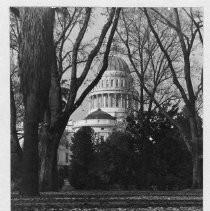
11;7;121;195
116;8;182;188
144;7;203;188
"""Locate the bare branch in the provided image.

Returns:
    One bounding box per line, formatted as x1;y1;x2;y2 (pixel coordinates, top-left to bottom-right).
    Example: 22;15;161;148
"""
144;8;190;106
77;8;116;87
73;8;121;111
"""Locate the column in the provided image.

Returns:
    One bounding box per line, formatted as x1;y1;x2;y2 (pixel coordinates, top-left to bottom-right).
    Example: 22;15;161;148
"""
99;94;101;108
126;94;129;109
120;94;123;107
110;94;113;107
101;94;104;107
122;94;125;108
89;97;91;111
113;93;116;107
100;94;103;108
108;94;111;108
95;95;97;108
97;94;99;109
103;94;106;108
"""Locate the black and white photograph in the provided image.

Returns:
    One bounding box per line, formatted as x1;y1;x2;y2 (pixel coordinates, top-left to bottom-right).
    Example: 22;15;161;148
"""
0;1;208;210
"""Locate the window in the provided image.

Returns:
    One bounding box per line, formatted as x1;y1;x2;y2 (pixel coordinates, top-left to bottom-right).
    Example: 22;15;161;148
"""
111;79;113;87
116;79;118;87
101;128;104;130
106;79;109;87
121;79;124;87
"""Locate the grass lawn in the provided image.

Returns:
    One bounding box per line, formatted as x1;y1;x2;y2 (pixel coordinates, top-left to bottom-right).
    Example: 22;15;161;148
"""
11;189;203;211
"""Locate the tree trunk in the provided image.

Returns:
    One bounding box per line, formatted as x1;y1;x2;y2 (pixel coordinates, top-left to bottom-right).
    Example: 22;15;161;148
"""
39;118;68;191
39;47;63;191
189;114;202;189
11;79;23;185
10;79;22;161
39;127;60;191
39;125;53;191
18;8;55;196
20;94;39;196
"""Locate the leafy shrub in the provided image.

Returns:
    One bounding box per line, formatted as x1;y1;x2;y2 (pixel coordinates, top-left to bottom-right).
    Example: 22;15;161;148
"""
68;126;96;189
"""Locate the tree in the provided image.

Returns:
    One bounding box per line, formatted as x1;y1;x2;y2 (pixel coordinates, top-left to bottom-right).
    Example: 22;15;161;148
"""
38;7;121;192
10;77;22;190
97;131;137;189
115;8;181;188
68;126;95;189
12;7;121;195
126;107;193;190
144;8;203;188
17;8;55;196
10;12;23;189
114;7;203;189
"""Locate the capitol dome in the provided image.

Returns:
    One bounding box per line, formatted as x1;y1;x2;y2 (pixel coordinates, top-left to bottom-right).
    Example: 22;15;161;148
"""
98;56;130;73
72;56;139;141
89;56;138;118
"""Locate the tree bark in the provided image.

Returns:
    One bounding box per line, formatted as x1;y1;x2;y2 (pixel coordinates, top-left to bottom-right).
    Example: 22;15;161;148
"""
10;79;22;161
39;126;60;191
20;94;39;195
189;108;202;188
39;116;69;191
11;78;23;184
19;8;54;196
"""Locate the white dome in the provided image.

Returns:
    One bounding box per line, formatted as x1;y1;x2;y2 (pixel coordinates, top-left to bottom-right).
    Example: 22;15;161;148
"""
98;55;130;74
88;56;139;118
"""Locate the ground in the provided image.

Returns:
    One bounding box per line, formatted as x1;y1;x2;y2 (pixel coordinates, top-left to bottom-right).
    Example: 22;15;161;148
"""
11;190;202;211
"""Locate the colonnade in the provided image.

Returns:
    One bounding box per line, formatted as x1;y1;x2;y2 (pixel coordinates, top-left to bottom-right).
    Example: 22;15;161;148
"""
90;93;138;110
94;77;126;90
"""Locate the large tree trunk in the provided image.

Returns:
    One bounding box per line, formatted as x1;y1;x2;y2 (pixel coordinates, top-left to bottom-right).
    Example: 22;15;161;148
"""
39;126;60;191
18;8;54;196
38;47;64;191
20;94;39;195
10;79;22;161
39;117;69;191
11;79;23;185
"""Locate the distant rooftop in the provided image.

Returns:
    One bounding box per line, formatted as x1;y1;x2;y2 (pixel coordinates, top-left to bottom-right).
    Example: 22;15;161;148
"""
85;108;116;120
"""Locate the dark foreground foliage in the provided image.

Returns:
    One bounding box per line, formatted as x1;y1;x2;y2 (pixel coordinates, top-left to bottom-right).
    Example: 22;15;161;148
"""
68;108;197;191
11;190;202;210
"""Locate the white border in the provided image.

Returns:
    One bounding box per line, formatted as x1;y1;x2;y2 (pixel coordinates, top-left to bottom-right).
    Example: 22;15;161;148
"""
0;1;209;210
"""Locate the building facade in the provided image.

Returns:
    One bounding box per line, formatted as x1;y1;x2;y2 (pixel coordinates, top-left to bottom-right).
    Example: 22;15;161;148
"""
72;56;139;141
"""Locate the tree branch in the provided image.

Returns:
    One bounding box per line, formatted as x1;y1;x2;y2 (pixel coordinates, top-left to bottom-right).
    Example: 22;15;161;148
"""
73;8;121;111
144;8;190;106
77;8;116;87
